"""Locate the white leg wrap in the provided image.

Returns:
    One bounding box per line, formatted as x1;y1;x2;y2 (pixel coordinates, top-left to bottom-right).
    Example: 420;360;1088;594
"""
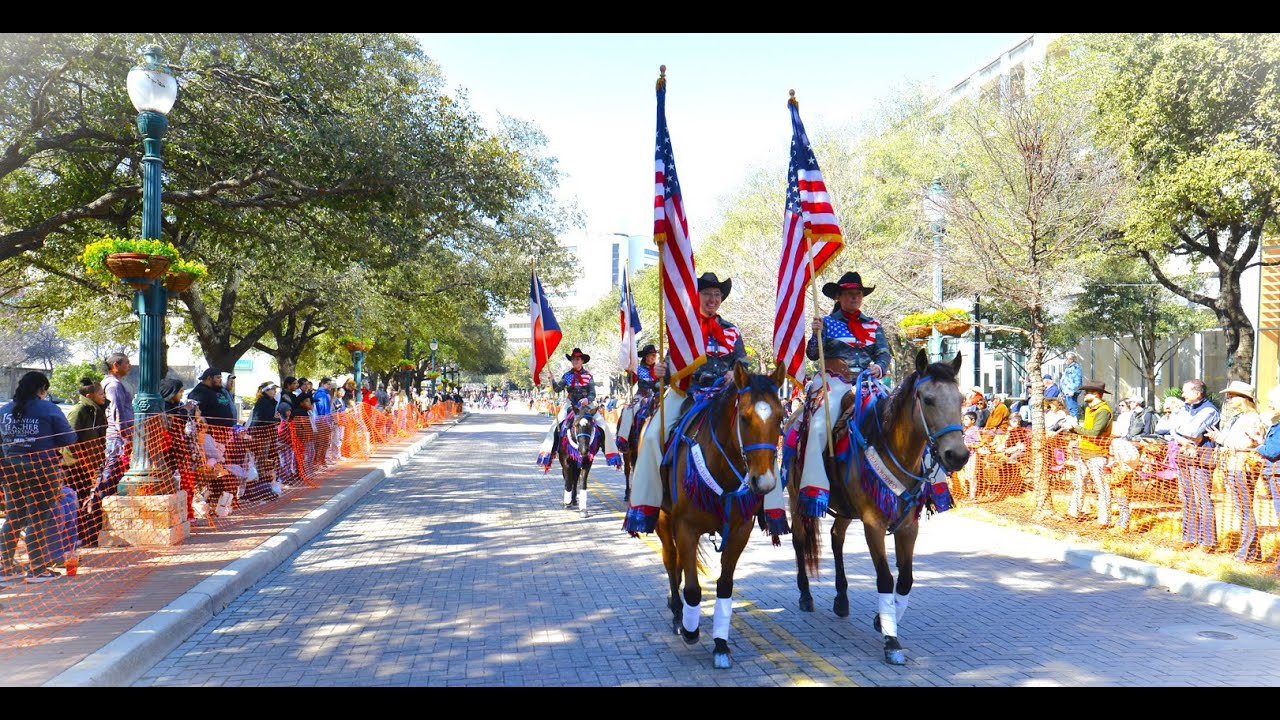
713;597;733;641
563;490;573;506
878;592;897;638
579;488;588;512
894;592;909;623
682;598;701;633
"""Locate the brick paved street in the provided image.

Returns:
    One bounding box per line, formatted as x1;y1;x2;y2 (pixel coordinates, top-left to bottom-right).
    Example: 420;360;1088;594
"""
135;410;1280;686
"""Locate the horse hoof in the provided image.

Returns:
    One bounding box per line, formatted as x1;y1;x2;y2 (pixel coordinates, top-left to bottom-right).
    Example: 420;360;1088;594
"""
672;618;682;636
873;614;881;632
680;627;700;645
884;648;907;665
579;511;589;519
713;652;732;669
832;595;849;618
799;595;814;613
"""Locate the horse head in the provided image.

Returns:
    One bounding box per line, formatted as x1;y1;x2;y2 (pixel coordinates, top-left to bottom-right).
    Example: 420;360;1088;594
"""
728;362;788;495
910;348;970;473
571;402;597;457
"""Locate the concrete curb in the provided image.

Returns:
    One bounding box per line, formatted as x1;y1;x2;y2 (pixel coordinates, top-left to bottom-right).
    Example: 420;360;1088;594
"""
944;513;1280;628
43;414;469;687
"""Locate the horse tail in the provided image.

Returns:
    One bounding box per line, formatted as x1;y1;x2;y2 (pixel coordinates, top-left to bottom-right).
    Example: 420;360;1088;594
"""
800;515;821;578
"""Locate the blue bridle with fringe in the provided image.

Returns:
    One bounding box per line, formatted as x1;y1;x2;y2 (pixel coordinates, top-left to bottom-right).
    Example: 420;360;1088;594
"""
663;378;779;552
847;368;963;533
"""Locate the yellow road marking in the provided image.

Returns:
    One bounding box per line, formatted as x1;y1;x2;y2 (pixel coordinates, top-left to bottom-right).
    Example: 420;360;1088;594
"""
593;481;855;686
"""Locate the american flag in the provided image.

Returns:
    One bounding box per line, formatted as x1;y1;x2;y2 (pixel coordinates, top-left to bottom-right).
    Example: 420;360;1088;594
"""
773;95;844;387
529;269;562;386
654;71;705;392
617;266;643;379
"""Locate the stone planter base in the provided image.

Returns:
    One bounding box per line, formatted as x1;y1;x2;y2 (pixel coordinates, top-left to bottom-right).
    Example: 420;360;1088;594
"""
101;492;190;547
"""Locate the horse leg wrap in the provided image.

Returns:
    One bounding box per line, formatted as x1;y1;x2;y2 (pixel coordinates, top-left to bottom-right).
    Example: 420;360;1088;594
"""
894;592;909;624
878;593;897;638
682;598;701;634
579;488;588;513
713;597;733;641
563;490;573;506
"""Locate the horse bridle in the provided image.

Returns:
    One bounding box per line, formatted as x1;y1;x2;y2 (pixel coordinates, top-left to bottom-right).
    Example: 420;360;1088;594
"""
708;381;781;491
857;371;963;486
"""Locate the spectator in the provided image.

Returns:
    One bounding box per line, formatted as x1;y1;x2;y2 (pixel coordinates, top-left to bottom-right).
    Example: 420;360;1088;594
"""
248;382;281;493
1061;352;1083;419
1043;374;1062;400
963;385;984;415
296;378;311;397
984;393;1010;431
64;377;107;544
1044;397;1072;435
157;377;199;521
194;418;242;516
225;374;243;424
1004;413;1030;465
1155;396;1185;435
1206;382;1265;562
0;371;76;583
973;395;991;429
277;377;298;420
1254;385;1280;574
1127;397;1157;438
293;391;316;472
1065;379;1114;527
188;368;236;428
312;377;334;468
86;353;133;544
1170;379;1220;552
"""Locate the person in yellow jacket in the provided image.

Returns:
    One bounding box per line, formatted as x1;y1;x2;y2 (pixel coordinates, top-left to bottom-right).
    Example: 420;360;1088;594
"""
1065;379;1114;526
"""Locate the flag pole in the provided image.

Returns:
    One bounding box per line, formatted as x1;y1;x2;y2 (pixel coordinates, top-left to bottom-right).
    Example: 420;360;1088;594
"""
656;65;668;450
792;90;835;458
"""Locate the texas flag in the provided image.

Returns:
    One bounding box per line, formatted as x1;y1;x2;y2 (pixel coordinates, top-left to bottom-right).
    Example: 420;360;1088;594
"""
529;270;562;386
617;267;643;380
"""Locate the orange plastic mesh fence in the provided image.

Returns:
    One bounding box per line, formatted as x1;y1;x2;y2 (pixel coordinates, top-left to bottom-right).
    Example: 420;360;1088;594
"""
0;400;459;651
957;430;1280;562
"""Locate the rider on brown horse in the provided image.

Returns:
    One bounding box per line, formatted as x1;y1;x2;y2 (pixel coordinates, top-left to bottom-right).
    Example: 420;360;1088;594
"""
796;271;892;518
535;348;619;472
615;343;660;454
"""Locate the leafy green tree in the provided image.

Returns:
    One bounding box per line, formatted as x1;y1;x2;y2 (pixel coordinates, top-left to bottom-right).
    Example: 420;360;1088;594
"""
50;361;101;401
1061;257;1215;406
1078;33;1280;382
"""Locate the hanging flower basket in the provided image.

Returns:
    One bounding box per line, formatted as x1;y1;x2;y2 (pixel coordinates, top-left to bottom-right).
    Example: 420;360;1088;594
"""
162;271;194;293
934;319;972;337
337;335;374;353
903;325;932;340
398;362;416;371
104;253;172;289
82;237;180;289
425;371;441;380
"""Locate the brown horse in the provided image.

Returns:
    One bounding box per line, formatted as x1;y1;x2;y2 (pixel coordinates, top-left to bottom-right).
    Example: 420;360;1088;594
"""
657;362;786;669
788;349;968;665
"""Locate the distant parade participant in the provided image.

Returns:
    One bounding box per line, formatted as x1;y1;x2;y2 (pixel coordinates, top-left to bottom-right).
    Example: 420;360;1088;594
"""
615;343;660;452
535;348;619;469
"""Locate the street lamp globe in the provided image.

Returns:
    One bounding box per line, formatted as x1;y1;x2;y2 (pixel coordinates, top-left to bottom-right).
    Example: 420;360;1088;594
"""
127;45;178;115
430;338;439;352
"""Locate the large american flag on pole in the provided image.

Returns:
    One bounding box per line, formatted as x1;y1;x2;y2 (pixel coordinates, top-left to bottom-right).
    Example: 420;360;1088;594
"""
774;94;844;387
529;269;562;386
654;70;705;391
617;266;643;379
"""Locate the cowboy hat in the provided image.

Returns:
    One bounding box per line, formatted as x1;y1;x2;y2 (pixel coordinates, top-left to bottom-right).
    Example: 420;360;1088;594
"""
822;271;875;299
637;343;658;358
1079;379;1111;395
565;348;591;363
696;272;732;300
1221;380;1255;402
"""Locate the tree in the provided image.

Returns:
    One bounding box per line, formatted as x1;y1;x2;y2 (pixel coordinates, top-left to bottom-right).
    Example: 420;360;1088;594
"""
23;323;71;371
50;361;101;401
935;83;1125;518
1062;257;1215;406
1079;33;1280;382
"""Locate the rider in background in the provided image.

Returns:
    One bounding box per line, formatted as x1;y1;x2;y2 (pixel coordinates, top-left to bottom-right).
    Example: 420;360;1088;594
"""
624;273;756;534
615;344;660;454
797;271;891;515
535;348;619;468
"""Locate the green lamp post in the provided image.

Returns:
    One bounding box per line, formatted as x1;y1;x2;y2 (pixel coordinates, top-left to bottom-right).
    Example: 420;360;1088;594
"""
429;339;439;395
118;45;179;496
925;177;947;364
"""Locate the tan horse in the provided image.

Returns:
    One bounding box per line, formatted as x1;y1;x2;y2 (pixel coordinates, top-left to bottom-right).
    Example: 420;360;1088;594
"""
656;362;786;669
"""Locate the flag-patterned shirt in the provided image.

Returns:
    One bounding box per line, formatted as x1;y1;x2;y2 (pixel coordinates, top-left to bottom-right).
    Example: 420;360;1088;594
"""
690;317;746;389
635;364;660;395
807;309;890;373
554;370;596;405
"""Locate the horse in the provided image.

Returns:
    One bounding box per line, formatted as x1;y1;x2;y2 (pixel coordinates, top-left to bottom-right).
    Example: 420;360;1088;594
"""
617;391;658;504
656;362;786;669
788;348;969;665
556;401;603;518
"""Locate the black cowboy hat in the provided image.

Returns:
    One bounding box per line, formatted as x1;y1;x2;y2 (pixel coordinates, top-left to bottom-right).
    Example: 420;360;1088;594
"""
565;348;591;363
696;272;732;300
637;343;658;358
1079;379;1111;395
822;271;875;299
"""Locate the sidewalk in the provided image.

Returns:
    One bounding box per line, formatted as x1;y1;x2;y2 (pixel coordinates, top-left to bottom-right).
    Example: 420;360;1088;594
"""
0;414;465;687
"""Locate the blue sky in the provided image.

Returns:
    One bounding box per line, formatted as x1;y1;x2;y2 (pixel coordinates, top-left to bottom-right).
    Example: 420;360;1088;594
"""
413;33;1028;241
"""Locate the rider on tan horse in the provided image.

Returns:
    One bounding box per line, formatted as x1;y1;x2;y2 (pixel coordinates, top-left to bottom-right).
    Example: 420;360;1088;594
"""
797;271;892;518
615;343;660;454
624;272;787;535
